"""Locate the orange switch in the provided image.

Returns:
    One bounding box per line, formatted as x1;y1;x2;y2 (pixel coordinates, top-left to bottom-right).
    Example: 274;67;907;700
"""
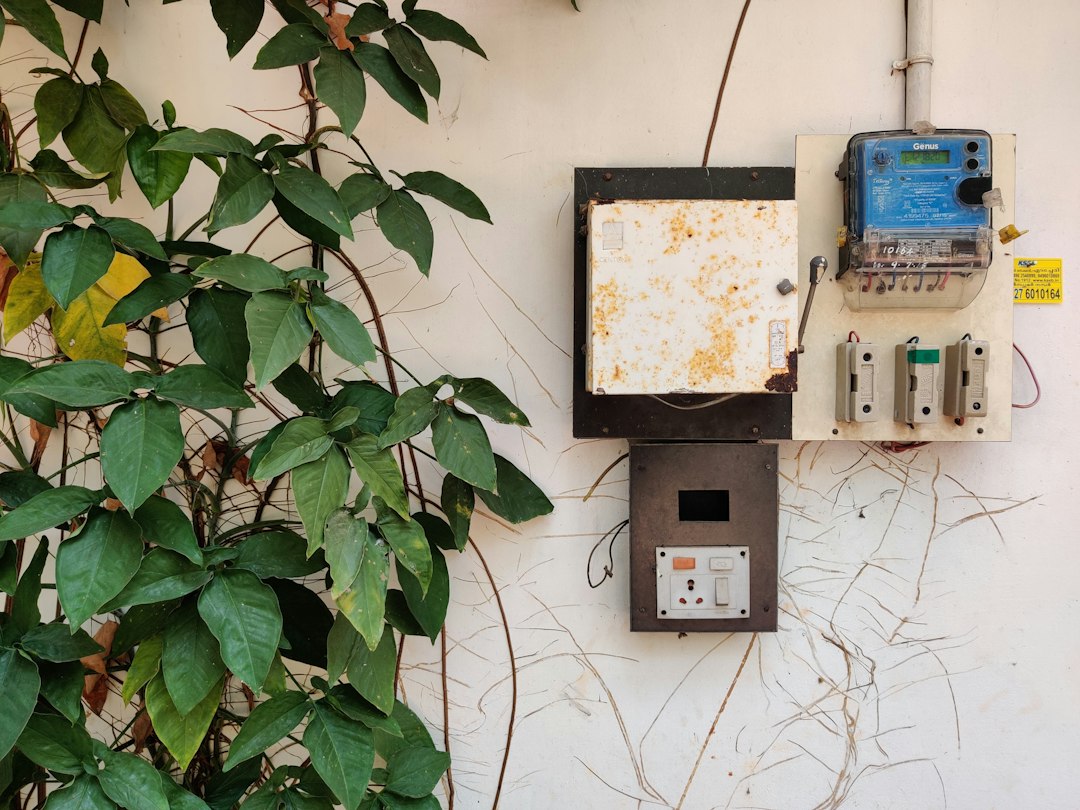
672;557;696;570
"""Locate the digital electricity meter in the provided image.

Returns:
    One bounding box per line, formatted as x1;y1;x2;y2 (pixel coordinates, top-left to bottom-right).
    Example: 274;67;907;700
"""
838;130;995;311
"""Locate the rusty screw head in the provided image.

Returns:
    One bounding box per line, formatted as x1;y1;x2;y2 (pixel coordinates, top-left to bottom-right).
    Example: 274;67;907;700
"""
750;170;760;181
602;171;614;182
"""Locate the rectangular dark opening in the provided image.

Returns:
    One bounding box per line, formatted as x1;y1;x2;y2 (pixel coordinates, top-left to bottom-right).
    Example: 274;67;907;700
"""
678;490;730;522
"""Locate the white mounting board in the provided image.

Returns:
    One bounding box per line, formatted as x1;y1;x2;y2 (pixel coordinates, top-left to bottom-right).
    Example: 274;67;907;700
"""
792;135;1015;442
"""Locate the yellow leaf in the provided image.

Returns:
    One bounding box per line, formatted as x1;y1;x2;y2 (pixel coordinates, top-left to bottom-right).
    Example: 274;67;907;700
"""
52;285;127;366
95;253;168;321
2;257;52;343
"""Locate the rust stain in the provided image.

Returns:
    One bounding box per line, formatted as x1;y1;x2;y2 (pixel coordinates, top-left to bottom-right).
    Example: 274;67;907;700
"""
764;350;799;392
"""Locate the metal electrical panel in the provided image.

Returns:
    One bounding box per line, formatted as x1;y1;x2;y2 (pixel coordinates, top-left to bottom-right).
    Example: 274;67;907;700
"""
585;199;798;396
629;443;777;633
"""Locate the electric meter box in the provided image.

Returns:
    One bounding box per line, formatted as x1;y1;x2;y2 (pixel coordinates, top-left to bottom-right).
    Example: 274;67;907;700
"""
585;199;799;396
838;130;994;311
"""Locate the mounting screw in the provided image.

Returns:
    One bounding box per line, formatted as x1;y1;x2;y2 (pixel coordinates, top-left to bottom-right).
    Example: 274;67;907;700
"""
832;428;839;435
740;550;746;557
602;171;613;181
740;609;747;615
977;427;985;435
601;426;609;434
661;609;667;615
765;464;772;471
750;170;760;181
751;425;760;436
638;607;646;614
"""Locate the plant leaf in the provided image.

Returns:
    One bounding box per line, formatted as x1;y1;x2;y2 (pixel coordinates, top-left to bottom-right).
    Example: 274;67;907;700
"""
272;364;327;414
375;190;432;275
308;287;375;367
3;260;52;342
42;775;114;809
35;76;83;148
384;746;450;799
145;674;223;771
127;124;192;209
209;0;264;58
56;507;142;627
252;416;332;480
272;167;353;239
292;446;350;555
345;3;391;36
198;569;283;692
103;273;195;326
187;288;251;385
224;691;311;772
0;485;98;542
195;253;286;293
333;519;388;650
345;625;395;714
303;702;374;810
2;0;66;58
0;648;39;759
15;712;93;774
475;454;553;523
273;191;340;249
98;79;147;129
152;364;253;410
162;602;226;715
19;623;103;661
100;397;183;512
353;43;427;123
439;475;472;551
52;0;103;22
268;577;333;669
121;634;162;704
246;291;313;390
63;88;126;174
430;404;496;490
254;23;324;69
314;46;366;138
8;536;47;635
326;612;360;684
0;174;48;266
41;224;114;308
152;128;255;158
382;24;440;99
323;510;366;598
37;660;85;722
234;531;325;579
96;745;169;810
396;545;448;642
208;155;275;232
377;384;438;449
30;149;104;190
106;549;211;610
132;495;203;564
331;381;395;436
405;9;486;58
374;505;431;594
338;173;391;219
345;435;409;519
51;285;128;366
400;170;491;223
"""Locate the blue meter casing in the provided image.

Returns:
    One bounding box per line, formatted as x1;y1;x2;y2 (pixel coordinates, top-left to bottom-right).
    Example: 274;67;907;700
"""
838;130;995;310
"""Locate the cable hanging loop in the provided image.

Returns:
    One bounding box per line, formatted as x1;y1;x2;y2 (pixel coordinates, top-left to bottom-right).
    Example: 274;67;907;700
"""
891;54;935;72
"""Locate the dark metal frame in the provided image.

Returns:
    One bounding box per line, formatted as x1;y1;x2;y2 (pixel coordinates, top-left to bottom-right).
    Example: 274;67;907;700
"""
572;166;796;441
629;442;778;633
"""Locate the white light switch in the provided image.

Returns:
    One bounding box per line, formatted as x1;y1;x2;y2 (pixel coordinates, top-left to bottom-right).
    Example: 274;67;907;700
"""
715;577;730;606
655;546;750;620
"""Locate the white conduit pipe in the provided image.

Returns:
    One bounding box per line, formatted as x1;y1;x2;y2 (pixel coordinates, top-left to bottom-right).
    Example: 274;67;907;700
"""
905;0;934;129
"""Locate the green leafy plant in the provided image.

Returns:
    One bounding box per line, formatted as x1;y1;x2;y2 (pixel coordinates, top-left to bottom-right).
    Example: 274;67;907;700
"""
0;1;551;808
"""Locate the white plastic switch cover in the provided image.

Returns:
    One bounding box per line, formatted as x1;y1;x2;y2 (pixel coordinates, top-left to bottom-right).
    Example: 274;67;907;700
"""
835;342;880;422
655;545;750;620
894;343;942;424
945;337;990;417
586;199;799;395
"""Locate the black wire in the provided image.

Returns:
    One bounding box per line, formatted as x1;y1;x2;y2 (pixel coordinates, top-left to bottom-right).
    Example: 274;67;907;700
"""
907;335;920;343
587;520;629;589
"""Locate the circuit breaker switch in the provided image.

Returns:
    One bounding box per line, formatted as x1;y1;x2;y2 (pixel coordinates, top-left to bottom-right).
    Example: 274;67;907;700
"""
709;557;734;571
894;343;942;424
835;342;880;422
715;577;731;606
945;337;990;417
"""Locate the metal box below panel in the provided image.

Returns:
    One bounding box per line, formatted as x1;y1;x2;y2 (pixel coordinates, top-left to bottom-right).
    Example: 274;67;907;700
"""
630;442;777;633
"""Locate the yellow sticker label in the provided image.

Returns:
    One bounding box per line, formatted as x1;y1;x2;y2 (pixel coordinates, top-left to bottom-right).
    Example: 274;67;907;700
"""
1014;258;1062;304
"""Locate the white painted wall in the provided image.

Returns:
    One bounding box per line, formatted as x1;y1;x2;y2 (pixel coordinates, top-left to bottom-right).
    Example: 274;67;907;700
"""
5;0;1079;807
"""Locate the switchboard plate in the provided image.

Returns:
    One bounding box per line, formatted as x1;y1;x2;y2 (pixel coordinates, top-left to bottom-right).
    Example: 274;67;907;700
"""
630;442;777;633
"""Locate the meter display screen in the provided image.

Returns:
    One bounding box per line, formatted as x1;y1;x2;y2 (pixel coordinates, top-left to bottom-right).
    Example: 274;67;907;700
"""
900;149;951;165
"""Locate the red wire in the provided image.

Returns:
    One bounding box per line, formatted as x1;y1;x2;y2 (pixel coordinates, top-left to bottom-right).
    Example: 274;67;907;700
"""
1012;343;1041;409
848;330;860;342
881;441;932;453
